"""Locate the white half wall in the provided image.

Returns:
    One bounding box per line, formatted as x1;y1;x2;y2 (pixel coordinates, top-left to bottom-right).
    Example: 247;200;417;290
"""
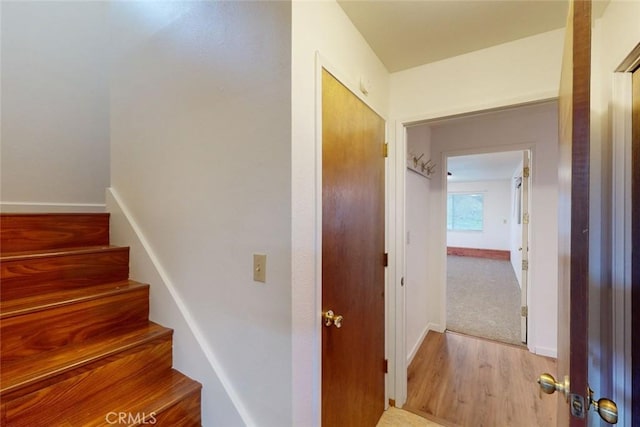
0;1;110;207
405;126;433;363
110;2;292;426
291;2;390;425
446;179;511;251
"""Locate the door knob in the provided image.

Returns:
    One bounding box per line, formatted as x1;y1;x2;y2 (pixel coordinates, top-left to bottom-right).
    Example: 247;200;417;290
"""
323;310;343;328
538;374;618;424
588;388;618;424
537;373;569;399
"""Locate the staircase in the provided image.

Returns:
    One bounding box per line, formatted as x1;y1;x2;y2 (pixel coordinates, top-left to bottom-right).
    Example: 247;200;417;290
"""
0;213;202;426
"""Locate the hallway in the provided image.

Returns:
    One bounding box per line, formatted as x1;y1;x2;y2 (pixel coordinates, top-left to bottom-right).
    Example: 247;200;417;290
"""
405;331;557;426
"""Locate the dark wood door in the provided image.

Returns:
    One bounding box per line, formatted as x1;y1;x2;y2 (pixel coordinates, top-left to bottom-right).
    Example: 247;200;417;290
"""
556;0;591;425
632;65;640;427
321;69;386;427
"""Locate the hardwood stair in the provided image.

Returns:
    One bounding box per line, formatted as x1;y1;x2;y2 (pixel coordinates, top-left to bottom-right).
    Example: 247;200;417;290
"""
0;213;202;426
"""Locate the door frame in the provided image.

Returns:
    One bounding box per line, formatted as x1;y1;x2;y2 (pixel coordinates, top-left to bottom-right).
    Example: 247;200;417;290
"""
391;99;556;406
610;44;640;427
442;147;532;345
313;52;391;420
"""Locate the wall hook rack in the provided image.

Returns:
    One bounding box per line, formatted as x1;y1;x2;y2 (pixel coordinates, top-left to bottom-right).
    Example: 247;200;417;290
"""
407;151;435;179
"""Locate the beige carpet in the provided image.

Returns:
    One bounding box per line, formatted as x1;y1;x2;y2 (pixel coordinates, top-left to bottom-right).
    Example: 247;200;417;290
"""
446;255;523;346
377;407;445;427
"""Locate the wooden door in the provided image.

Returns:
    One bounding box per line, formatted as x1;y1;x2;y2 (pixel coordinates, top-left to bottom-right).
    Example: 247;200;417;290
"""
632;65;640;427
555;0;591;425
321;69;386;427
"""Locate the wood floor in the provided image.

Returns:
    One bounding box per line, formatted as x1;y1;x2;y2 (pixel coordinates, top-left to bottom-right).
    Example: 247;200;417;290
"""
405;331;557;427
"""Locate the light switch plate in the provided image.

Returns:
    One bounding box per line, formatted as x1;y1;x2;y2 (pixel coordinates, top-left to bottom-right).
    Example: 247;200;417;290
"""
253;254;266;283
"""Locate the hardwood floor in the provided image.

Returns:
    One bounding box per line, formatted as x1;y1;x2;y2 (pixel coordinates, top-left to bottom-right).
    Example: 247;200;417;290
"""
406;331;557;427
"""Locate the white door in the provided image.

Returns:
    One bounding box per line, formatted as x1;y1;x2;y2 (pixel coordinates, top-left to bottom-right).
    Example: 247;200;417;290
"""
520;150;530;343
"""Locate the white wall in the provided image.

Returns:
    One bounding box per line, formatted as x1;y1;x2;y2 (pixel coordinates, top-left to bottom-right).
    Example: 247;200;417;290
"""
590;2;640;425
405;126;431;363
0;2;109;210
418;102;559;357
109;2;292;426
446;179;511;251
291;2;390;425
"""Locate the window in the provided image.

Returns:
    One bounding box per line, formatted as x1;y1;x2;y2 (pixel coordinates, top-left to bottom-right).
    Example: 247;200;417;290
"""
447;193;484;231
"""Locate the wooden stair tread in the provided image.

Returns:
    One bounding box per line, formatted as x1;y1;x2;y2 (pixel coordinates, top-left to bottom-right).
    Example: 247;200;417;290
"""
0;321;172;397
1;213;202;424
69;369;202;427
1;280;148;319
0;245;121;262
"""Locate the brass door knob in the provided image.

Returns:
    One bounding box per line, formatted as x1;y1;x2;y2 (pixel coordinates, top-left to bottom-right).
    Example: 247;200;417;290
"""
537;373;569;398
323;310;343;328
588;388;618;424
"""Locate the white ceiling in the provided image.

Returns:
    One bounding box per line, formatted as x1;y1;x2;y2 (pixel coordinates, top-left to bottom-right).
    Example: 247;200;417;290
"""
447;151;524;182
338;0;610;72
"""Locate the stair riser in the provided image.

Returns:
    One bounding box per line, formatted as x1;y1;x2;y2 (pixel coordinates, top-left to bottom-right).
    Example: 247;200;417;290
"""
2;337;173;426
0;214;110;254
1;248;130;300
148;389;201;427
1;287;149;362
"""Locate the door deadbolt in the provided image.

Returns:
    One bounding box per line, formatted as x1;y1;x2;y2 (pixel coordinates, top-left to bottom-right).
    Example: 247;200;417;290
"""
538;374;618;424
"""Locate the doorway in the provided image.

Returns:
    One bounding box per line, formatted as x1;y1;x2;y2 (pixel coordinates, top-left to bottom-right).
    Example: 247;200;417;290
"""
444;150;529;346
397;101;559;409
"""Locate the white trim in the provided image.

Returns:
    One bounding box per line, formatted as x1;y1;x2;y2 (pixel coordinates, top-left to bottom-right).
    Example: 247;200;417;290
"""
106;187;254;427
611;71;633;427
313;51;391;416
533;346;557;359
0;202;106;213
406;323;443;365
398;93;558;128
406;325;428;365
392;121;407;406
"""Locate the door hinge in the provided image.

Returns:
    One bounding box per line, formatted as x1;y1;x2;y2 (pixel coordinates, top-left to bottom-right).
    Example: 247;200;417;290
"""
383;143;389;158
384;359;388;374
523;166;530;178
383;252;388;267
523;213;529;224
522;260;529;271
521;306;528;317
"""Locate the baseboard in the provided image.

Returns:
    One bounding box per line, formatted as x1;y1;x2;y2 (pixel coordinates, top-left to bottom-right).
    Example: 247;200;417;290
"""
1;201;106;213
407;322;443;365
447;246;510;261
533;346;557;359
106;187;250;426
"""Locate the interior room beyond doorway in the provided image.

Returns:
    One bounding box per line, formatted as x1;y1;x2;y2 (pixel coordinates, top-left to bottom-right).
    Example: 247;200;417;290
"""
403;102;559;374
445;150;528;346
